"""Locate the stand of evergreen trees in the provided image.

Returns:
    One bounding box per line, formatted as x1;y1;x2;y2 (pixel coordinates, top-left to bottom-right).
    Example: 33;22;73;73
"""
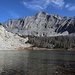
26;35;75;49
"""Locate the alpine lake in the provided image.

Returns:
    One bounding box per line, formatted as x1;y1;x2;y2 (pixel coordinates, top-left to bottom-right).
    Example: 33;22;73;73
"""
0;50;75;75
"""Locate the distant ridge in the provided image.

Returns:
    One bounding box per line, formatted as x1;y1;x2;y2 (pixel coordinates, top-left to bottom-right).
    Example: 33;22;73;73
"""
0;11;75;50
1;11;75;36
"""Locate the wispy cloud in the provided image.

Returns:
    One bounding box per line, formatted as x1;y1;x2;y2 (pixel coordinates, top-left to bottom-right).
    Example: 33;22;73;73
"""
51;0;65;8
8;11;20;18
3;8;20;18
65;3;75;11
21;0;65;10
65;4;70;8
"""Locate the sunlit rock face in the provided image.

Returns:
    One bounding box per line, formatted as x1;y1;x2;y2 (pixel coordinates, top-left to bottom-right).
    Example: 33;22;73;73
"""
1;11;75;50
0;25;31;50
2;11;75;36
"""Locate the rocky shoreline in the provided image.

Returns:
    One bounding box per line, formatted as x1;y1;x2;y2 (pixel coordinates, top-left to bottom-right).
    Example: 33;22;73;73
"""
16;47;75;51
0;67;75;75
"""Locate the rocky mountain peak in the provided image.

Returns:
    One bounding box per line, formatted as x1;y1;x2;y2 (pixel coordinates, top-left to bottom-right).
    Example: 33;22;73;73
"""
1;11;75;36
35;11;47;18
37;11;47;15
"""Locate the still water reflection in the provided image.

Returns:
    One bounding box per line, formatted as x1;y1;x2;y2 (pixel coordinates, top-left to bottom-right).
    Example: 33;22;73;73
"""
0;50;75;75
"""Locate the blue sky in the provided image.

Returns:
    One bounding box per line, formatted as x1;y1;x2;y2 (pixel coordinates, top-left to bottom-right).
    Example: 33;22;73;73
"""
0;0;75;22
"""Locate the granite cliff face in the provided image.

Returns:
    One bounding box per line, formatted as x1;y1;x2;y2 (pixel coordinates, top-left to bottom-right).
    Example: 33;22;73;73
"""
1;11;75;50
2;11;75;36
0;25;31;50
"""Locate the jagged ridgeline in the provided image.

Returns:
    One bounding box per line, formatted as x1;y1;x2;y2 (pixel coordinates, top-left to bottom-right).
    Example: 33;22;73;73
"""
2;11;75;36
1;11;75;50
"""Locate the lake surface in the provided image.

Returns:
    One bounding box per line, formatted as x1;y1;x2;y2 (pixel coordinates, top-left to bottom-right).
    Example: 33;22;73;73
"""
0;50;75;75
